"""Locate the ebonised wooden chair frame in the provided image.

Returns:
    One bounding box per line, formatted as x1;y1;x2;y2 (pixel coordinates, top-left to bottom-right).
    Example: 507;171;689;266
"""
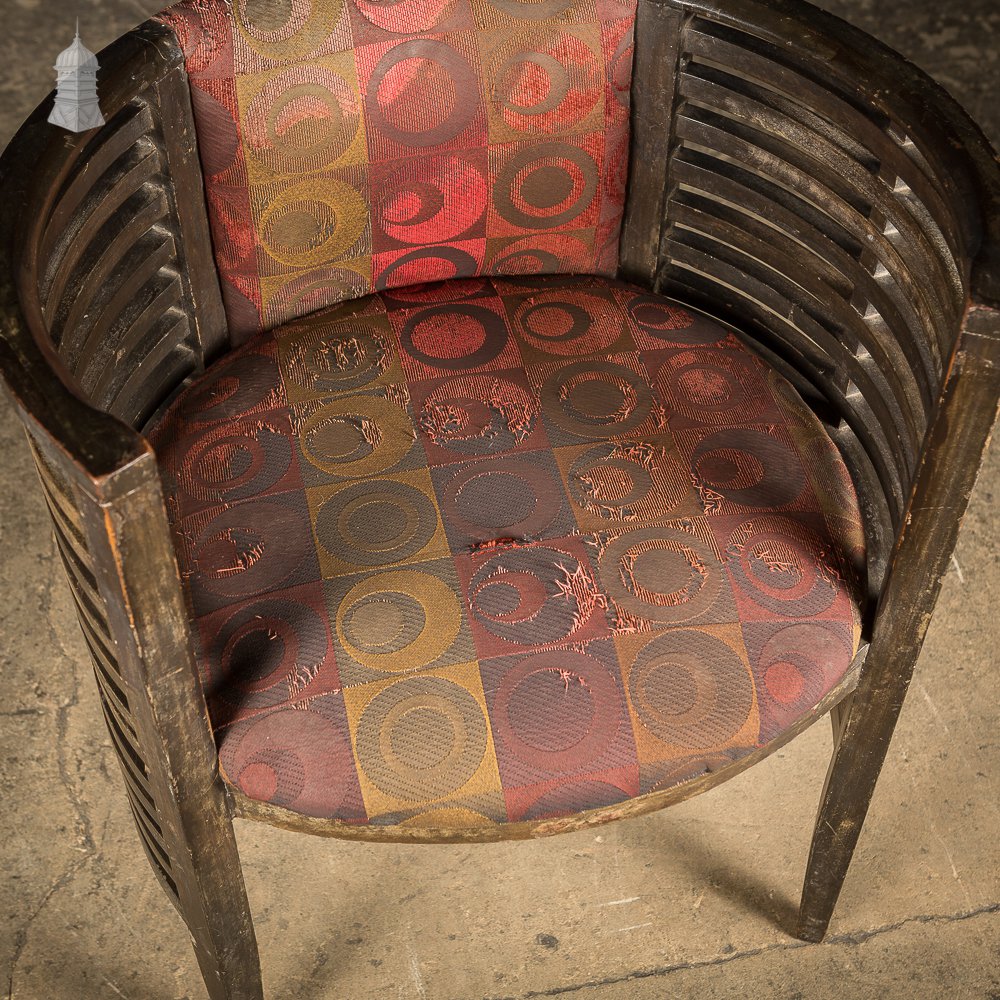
1;1;997;997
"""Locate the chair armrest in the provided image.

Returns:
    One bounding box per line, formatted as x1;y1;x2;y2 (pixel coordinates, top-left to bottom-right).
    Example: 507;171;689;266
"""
0;22;235;911
0;19;226;457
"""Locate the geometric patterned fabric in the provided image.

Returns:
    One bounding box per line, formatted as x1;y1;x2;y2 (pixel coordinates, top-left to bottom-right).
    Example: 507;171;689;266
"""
148;275;865;832
156;0;637;343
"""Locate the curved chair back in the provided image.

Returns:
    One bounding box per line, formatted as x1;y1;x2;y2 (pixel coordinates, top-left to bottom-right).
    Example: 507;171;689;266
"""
0;0;998;987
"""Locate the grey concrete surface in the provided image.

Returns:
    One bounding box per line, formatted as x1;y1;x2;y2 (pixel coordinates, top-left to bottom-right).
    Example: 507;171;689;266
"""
1;2;997;998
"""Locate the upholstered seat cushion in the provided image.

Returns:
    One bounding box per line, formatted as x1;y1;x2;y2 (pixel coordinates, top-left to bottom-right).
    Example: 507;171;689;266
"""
149;274;864;833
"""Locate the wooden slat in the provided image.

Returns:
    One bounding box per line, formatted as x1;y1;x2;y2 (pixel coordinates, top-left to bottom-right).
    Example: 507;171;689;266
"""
672;151;939;401
40;143;163;306
47;194;171;343
129;802;179;898
40;103;156;259
674;98;959;334
619;1;687;284
92;308;190;407
682;23;967;269
74;274;185;390
117;342;199;429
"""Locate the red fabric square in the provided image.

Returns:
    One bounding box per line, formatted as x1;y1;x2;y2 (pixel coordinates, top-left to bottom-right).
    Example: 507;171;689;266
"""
219;692;369;823
346;0;476;47
354;31;489;163
409;366;549;466
389;293;523;381
480;638;638;789
709;512;857;625
487;132;606;239
369;148;490;253
159;407;304;520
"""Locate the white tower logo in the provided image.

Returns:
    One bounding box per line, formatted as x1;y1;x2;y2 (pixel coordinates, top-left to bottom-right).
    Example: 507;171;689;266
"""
48;21;105;133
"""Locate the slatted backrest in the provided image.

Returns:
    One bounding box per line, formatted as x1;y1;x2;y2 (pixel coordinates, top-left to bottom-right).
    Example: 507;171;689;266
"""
621;0;1000;594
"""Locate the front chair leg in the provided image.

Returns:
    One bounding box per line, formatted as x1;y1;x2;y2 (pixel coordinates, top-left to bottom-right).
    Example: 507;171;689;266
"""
157;784;265;1000
797;678;902;942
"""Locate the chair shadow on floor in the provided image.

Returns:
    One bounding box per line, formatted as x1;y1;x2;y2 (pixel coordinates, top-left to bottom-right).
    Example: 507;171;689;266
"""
274;809;802;1000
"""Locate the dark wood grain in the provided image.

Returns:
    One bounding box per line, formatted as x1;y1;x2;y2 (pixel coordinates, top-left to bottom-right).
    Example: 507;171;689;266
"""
618;1;686;284
798;302;1000;941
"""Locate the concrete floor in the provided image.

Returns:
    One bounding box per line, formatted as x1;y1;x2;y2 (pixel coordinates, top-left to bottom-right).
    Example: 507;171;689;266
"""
1;2;998;998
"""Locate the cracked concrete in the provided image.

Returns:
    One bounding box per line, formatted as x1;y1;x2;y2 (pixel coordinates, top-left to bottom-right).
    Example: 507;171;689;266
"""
1;2;998;998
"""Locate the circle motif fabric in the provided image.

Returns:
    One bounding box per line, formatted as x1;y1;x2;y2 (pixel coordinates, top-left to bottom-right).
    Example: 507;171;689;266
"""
486;234;590;276
400;304;509;371
691;428;806;509
299;394;413;476
234;0;343;60
259;178;367;268
336;569;462;672
492;649;622;770
355;675;489;800
264;267;370;327
468;544;601;647
439;457;562;539
726;516;841;617
281;321;391;395
178;416;293;504
244;65;362;174
494;142;598;231
367;40;479;147
353;0;458;33
488;30;601;135
418;375;539;456
655;349;770;426
600;525;726;625
376;155;487;246
375;246;480;290
315;478;438;566
542;359;652;439
628;629;754;750
178;353;282;426
214;597;325;693
568;442;688;522
513;289;623;357
224;707;355;816
190;499;312;604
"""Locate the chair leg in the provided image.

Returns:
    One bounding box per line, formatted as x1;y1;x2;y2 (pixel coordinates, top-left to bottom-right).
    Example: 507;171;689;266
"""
186;889;264;1000
797;687;898;942
158;789;265;1000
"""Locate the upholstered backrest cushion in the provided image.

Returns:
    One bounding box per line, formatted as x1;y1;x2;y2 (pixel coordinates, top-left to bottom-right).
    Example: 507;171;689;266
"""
157;0;638;342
